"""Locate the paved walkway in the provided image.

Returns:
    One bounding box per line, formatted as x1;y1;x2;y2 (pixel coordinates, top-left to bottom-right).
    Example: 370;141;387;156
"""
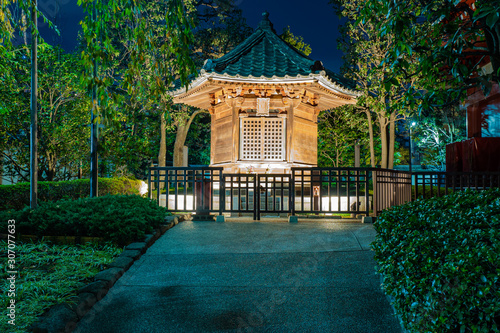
74;220;402;333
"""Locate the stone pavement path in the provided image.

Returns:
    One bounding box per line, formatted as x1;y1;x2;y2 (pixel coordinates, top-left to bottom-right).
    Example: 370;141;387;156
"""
74;220;402;333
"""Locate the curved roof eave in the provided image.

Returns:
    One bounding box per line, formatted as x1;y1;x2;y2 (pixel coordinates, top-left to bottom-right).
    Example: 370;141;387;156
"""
170;71;360;100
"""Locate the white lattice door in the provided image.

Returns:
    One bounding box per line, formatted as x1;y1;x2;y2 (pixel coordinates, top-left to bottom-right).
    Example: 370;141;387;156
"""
240;117;286;161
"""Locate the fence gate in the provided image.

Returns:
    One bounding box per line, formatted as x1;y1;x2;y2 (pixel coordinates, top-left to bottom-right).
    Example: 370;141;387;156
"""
291;168;371;217
255;174;292;220
222;174;258;220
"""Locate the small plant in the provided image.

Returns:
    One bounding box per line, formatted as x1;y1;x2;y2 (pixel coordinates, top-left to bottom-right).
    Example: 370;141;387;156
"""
0;241;121;333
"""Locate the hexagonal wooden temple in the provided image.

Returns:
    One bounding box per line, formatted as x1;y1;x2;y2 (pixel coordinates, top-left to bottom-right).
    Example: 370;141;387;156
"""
171;12;358;174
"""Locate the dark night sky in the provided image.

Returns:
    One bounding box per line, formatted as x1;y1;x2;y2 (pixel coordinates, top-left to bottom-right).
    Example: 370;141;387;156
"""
37;0;344;73
237;0;344;72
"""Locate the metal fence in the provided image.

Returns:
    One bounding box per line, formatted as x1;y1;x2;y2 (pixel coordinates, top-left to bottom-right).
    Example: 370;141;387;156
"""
291;168;371;217
413;172;500;200
373;169;412;216
148;167;500;220
148;167;223;215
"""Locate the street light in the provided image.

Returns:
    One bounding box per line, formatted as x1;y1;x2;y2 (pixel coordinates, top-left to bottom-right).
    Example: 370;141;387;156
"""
409;121;416;173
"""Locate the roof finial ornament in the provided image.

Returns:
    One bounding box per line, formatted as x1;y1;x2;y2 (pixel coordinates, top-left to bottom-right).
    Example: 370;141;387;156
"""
259;11;274;30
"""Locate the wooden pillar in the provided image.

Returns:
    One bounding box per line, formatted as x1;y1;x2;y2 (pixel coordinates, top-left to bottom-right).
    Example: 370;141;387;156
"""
210;116;215;165
284;97;299;163
232;100;239;163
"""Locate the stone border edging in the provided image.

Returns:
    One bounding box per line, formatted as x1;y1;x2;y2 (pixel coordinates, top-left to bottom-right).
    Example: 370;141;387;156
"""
30;214;191;333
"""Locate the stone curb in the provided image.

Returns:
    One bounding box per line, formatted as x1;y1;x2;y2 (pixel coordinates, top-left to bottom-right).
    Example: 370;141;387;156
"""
29;214;190;333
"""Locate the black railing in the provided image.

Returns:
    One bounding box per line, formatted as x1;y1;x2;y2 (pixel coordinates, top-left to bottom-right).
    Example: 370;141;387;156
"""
148;167;223;215
413;172;500;200
148;167;500;220
291;168;371;217
222;174;258;220
373;169;412;216
256;174;291;220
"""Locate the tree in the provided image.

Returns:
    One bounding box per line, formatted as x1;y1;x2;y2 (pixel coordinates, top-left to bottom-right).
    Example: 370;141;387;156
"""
280;26;312;56
167;0;252;167
318;105;376;167
0;44;90;182
77;0;197;184
331;0;419;169
358;0;500;110
411;106;467;170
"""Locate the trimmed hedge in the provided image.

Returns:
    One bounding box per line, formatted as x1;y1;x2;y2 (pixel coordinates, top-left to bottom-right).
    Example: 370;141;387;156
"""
1;195;167;246
373;189;500;332
0;177;143;211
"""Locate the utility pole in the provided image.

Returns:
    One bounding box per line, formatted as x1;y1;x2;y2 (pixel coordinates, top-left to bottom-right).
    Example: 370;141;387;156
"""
30;0;38;209
90;0;98;197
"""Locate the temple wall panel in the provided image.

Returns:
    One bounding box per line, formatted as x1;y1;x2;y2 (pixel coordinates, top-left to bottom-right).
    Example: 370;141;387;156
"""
212;104;234;164
291;116;317;165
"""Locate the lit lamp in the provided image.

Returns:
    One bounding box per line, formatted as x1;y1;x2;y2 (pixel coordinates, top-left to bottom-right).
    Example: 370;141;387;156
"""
409;121;416;173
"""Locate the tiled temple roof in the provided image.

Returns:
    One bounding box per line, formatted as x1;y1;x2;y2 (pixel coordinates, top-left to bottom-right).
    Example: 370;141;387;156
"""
171;12;358;106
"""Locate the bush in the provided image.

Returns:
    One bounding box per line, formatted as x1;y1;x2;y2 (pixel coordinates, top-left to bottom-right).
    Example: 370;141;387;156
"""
0;177;143;211
373;189;500;332
0;195;167;246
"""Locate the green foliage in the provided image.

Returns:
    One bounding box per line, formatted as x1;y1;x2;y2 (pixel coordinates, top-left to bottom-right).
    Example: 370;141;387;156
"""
0;44;90;182
189;0;252;66
373;189;500;332
0;177;142;211
358;0;500;110
165;1;252;167
318;105;375;167
1;195;167;246
411;106;467;170
0;241;121;332
331;0;418;168
77;0;196;121
279;26;312;56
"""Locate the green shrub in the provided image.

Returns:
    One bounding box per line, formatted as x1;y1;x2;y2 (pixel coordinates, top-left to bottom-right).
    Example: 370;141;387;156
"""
373;189;500;332
0;195;167;246
0;177;143;211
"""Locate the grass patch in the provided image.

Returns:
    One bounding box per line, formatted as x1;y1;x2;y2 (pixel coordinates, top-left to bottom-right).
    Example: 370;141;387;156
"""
0;241;121;332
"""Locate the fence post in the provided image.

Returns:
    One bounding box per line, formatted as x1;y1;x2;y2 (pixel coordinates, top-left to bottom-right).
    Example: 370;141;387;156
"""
372;169;378;217
148;168;152;200
254;175;259;221
219;171;225;216
290;170;295;217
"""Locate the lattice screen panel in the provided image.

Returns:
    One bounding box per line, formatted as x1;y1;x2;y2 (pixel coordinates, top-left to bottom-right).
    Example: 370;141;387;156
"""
263;118;284;160
241;118;262;160
240;117;285;161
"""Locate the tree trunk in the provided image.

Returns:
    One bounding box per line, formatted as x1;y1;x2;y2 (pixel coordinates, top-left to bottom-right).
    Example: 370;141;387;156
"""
173;128;187;167
173;109;205;167
335;138;339;168
365;109;376;167
388;112;397;169
158;110;167;190
158;110;167;168
378;114;388;169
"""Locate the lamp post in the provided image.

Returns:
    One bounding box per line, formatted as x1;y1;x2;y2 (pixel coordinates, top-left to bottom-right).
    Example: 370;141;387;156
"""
30;0;38;209
409;121;416;173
